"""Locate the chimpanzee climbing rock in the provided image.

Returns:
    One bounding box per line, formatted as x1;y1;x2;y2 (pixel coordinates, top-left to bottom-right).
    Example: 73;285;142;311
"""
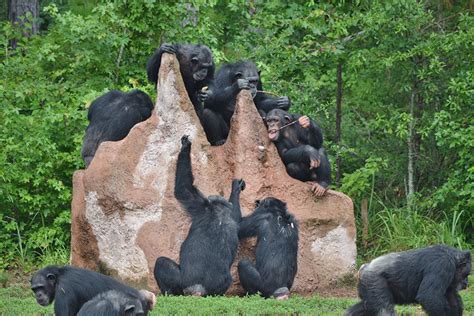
71;53;356;294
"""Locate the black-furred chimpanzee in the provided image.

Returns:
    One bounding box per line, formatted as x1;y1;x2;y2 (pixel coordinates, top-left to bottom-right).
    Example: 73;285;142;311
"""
81;89;154;167
146;43;214;116
77;290;146;316
30;265;155;316
345;245;472;316
265;109;331;196
238;197;299;299
154;135;245;296
200;60;290;145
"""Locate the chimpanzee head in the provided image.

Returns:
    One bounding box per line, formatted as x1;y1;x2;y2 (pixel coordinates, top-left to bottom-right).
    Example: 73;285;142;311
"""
265;109;292;141
454;251;472;289
178;44;214;87
231;60;260;98
255;197;297;232
31;267;58;306
208;195;233;211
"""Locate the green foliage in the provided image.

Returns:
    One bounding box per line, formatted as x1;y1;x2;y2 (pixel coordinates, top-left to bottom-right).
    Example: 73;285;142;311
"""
0;0;472;269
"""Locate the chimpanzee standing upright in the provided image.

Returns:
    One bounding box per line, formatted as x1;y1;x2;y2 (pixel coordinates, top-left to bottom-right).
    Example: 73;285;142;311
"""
81;89;154;167
345;245;472;316
200;60;290;145
238;197;299;299
154;135;246;296
146;43;214;118
265;108;331;196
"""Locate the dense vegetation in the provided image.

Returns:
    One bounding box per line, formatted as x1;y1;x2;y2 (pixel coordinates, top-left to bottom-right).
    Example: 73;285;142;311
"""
0;0;472;273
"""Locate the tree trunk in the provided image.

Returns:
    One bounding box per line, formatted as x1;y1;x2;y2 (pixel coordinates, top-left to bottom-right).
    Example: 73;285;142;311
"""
407;89;416;206
335;62;343;188
7;0;39;49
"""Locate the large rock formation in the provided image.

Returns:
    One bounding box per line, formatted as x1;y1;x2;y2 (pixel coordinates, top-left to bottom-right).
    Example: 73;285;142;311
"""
71;54;356;295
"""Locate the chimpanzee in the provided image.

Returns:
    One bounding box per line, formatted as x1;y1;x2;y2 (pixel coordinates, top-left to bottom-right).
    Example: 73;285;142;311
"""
81;89;154;167
238;197;299;299
77;290;148;316
154;135;246;296
264;109;331;196
200;60;290;145
30;265;156;316
146;43;214;116
345;245;472;316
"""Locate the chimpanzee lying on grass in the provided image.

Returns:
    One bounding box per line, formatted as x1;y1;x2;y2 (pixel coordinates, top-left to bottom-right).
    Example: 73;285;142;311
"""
31;265;155;316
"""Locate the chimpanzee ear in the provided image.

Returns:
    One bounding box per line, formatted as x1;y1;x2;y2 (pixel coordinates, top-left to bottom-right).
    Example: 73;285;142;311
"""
258;70;261;77
46;273;56;283
284;115;291;123
124;305;136;313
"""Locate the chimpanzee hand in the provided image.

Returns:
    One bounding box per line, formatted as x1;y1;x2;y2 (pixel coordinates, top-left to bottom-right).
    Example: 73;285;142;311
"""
232;179;246;191
306;146;320;169
160;43;176;54
310;182;327;197
277;96;291;110
181;135;191;147
237;79;251;90
298;116;311;128
198;88;212;103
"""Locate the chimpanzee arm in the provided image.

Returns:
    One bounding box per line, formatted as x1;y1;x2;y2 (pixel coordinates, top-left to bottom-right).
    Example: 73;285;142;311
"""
254;93;291;113
238;211;271;239
416;260;456;315
54;294;77;316
146;44;177;84
174;135;210;216
228;179;245;223
306;120;324;149
281;145;320;167
314;148;331;188
204;81;245;112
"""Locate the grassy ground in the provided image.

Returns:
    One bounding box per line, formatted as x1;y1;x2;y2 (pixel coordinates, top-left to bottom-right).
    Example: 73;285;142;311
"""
0;276;473;315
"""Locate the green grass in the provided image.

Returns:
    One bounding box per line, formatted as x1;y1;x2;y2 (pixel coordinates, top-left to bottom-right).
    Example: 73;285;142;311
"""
1;276;473;315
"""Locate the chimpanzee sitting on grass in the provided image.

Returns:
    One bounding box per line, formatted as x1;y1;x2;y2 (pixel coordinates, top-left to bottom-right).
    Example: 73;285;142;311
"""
200;60;290;145
30;265;155;316
81;89;154;167
238;198;299;299
265;109;331;196
154;135;245;296
345;245;472;316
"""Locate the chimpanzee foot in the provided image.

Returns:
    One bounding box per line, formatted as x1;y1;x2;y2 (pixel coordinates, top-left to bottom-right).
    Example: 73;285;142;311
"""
212;139;226;146
183;284;206;297
273;287;290;300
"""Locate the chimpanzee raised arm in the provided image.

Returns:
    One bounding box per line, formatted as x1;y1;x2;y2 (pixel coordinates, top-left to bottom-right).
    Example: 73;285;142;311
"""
154;135;245;296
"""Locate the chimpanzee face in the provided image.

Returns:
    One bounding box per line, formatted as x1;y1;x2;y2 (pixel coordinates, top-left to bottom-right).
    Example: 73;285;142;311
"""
265;109;291;141
31;272;56;306
233;65;259;98
454;251;471;290
190;46;214;83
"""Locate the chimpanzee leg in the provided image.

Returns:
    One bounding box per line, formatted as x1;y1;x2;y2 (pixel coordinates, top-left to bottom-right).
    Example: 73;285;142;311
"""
286;162;310;182
312;148;331;188
446;291;463;316
359;272;396;315
154;257;183;295
238;259;262;295
201;108;229;146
